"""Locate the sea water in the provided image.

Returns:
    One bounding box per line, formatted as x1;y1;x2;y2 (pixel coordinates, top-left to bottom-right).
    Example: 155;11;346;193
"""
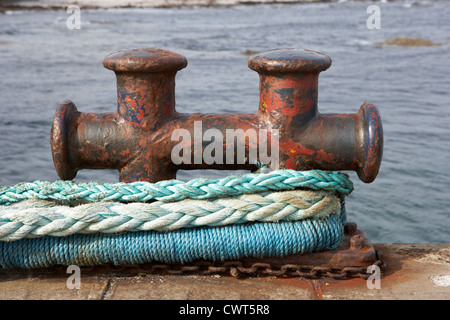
0;1;449;243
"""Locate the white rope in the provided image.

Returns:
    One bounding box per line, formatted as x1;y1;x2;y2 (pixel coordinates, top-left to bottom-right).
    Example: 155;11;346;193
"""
0;189;341;241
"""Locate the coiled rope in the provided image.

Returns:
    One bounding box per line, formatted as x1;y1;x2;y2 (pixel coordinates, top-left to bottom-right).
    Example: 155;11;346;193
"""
0;213;346;268
0;170;353;269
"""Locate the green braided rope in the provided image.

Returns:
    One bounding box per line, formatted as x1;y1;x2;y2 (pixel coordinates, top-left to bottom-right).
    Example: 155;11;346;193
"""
0;170;353;206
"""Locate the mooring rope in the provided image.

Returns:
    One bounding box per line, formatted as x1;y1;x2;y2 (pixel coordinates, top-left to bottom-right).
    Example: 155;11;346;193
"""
0;169;353;206
0;212;346;268
0;190;340;240
0;170;352;269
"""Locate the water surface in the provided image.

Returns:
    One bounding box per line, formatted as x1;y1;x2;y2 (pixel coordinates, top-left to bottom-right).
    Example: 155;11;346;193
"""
0;1;449;243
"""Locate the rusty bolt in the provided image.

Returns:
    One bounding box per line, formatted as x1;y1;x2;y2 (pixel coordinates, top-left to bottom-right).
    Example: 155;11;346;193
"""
350;235;365;250
344;222;358;235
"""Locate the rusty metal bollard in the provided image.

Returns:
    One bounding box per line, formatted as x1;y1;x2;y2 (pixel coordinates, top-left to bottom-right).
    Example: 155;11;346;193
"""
51;48;383;183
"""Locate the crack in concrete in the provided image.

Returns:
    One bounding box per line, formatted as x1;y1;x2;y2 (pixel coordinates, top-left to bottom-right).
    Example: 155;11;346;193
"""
100;278;114;300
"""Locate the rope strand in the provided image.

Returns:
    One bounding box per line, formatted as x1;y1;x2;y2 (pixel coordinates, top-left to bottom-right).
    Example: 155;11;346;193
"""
0;170;353;206
0;190;341;240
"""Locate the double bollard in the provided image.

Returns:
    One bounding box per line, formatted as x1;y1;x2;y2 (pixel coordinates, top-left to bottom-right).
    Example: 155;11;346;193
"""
51;48;383;183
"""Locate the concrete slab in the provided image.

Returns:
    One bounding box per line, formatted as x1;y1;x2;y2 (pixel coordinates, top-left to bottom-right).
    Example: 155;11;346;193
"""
0;243;448;300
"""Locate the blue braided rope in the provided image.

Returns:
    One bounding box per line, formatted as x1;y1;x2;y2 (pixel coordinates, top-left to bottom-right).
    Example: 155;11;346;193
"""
0;211;346;269
0;170;353;206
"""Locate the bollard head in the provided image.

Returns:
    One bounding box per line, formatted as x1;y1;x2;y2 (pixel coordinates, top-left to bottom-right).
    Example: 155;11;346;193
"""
249;48;332;124
104;48;188;128
248;48;332;74
103;48;187;73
